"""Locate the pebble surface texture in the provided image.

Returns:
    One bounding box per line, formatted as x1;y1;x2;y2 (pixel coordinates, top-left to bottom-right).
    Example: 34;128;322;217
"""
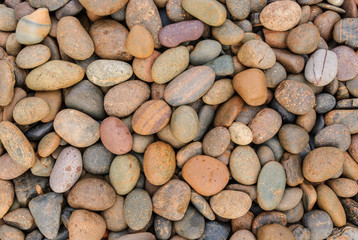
0;0;357;240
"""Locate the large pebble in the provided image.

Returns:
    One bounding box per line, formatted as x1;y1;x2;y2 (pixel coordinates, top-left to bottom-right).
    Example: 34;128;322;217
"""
251;211;287;235
34;90;62;122
212;19;244;45
49;147;82;193
0;60;15;107
210;190;251;219
15;44;51;69
313;10;341;41
229;122;253;145
174;206;205;239
203;127;231;157
182;0;227;26
26;60;84;91
132;100;171;135
102;195;127;231
151;46;189;84
78;0;127;16
341;198;358;225
257;224;295;240
0;179;14;219
276;187;302;211
202;221;230;240
0;7;17;31
257;161;286;210
190;40;222;65
279;124;309;154
3;208;34;231
260;1;301;31
143;141;176;186
13;97;50;125
68;209;106;240
68;178;116;211
230;146;261;185
327;178;358;197
202;79;235;105
29;0;69;11
333;18;358;48
154;215;172;240
273;48;305;74
314;124;351;151
275;80;315;115
171;106;199;143
152;179;191;221
238;40;276;69
286;23;320;54
227;0;250;20
248;108;282;144
0;121;35;168
281;153;304;187
303;147;345;182
54;109;99;148
0;154;27;180
126;25;154;59
304;49;338;86
16;8;51;45
332;45;358;81
303;210;333;240
124;189;152;231
164;66;215;106
182;155;229;196
132;51;161;82
190;191;215;220
325;110;358;134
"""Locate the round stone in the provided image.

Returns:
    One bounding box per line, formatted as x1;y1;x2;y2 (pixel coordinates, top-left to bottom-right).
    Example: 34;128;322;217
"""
83;143;114;175
278;124;309;154
174;206;205;239
238;40;276;69
203;127;231;158
190;40;222;65
314;124;351;151
0;179;14;219
68;210;106;240
286;23;320;54
303;210;333;240
275;187;303;211
126;25;154;58
124;189;152;231
181;0;226;26
257;224;295;240
102;195;127;232
15;44;51;69
0;154;27;180
171;106;199;143
229;122;253;145
13;97;50;125
202;79;235;105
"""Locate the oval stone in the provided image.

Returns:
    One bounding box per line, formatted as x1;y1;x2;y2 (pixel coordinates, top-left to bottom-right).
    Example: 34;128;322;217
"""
190;40;222;65
182;155;229;196
203;127;231;157
15;44;51;69
257;161;286;210
251;211;287;235
281;153;304;187
332;45;358;81
133;51;161;82
151;46;189;84
57;16;94;60
182;0;226;26
49;147;82;193
83;143;114;175
260;1;301;31
132;100;171;135
34;90;62;123
0;7;17;31
86;60;133;87
278;124;309;154
164;66;215;106
325;110;358;134
144;141;176;186
190;191;215;220
286;23;320;54
230;146;261;185
0;60;15;107
210;190;252;219
276;187;303;211
26;60;85;91
124;189;152;231
202;79;235;105
227;0;250;20
174;206;205;239
29;0;70;11
302;147;345;182
159;20;204;48
100;117;133;155
212;19;244;46
13;97;50;125
68;178;116;211
126;25;154;59
0;121;36;168
314;124;351;151
0;179;14;219
257;224;295;240
303;210;333;240
238;40;276;69
327;178;358;197
0;154;27;180
171;106;199;143
68;210;106;240
54;109;100;148
333;18;358;48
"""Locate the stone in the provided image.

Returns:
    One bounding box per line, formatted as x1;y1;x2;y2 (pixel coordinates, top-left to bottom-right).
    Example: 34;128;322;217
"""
15;44;51;69
349;134;358;161
303;210;333;240
251;211;287;235
194;105;216;141
316;184;346;227
26;121;54;142
0;60;15;107
248;108;282;144
83;143;114;175
31;156;55;177
233;68;268;106
159;20;204;48
13;97;50;125
78;0;127;16
143;141;175;186
342;0;357;17
203;127;231;158
257;224;295;240
28;0;69;11
276;187;303;211
286;23;320;54
301;181;317;212
0;7;17;31
272;48;305;74
16;8;51;45
177;142;202;168
238;40;276;69
166;0;192;22
102;195;127;232
174;206;205;239
190;40;222;65
26;60;85;91
227;0;250;20
279;124;309;154
124;189;152;231
133;51;161;82
182;155;229;196
152;179;191;221
55;0;83;19
204;55;235;76
68;210;106;240
164;66;215;106
213;96;244;127
264;62;287;89
4;208;34;230
325;110;358;134
314;10;341;41
0;179;14;219
332;46;358;81
132;134;155;153
34;90;62;123
201;221;230;240
49;147;82;193
0;225;25;240
314;124;351;151
328;178;358;197
230;230;255;240
231;212;254;232
229;122;253;145
263;28;288;49
333;18;358;48
57;16;94;60
281;153;304;187
171;106;199;143
284;201;304;223
14;2;34;21
157;124;186;149
210;190;251;219
341;198;358;225
0;154;27;180
296;109;316;133
54;109;99;148
3;88;26;123
202;79;235;105
190;191;215;220
0;121;35;168
67;178;116;211
257;161;286;211
257;146;275;166
314;93;336;114
182;0;226;26
126;25;154;58
212;19;244;45
29;192;63;239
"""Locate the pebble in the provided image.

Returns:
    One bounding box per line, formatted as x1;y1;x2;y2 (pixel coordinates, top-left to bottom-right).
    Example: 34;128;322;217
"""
68;209;106;240
279;124;309;154
316;184;346;227
204;55;235;76
257;224;295;240
327;178;358;197
332;45;358;81
230;230;256;240
257;161;286;211
154;215;171;240
342;152;358;181
2;89;26;122
190;40;222;65
233;68;268;106
230;146;261;185
157;124;186;149
132;134;154;153
182;0;227;26
284;201;304;223
227;0;250;20
83;144;113;174
281;153;304;187
212;19;244;45
0;154;27;180
54;109;99;148
126;25;154;58
251;211;287;235
272;48;305;74
270;98;296;124
286;23;320;54
0;7;17;31
126;0;162;48
248;108;282;144
164;66;215;106
152;179;191;221
231;212;254;232
190;191;215;220
26;121;54;142
29;192;63;239
341;198;358;225
229;122;253;145
314;93;336;114
133;51;160;82
102;195;127;232
13;97;50;125
124;189;152;231
174;206;205;239
202;79;235;105
89;19;132;61
57;16;94;60
177;142;203;168
260;1;301;31
257;145;275;166
325;110;358;134
264;62;287;89
203;127;231;157
314;10;341;41
31;156;55;177
28;0;69;11
15;44;50;69
171;106;199;143
194;105;216;141
303;210;333;240
3;208;34;231
0;224;25;240
213;95;244;127
210;190;251;219
34;90;62;123
14;2;35;20
16;8;51;45
0;60;15;107
201;221;230;240
79;0;127;16
0;179;14;219
109;154;140;195
333;18;358;48
314;124;351;151
117;233;156;240
6;33;21;56
182;155;229;196
166;0;192;22
276;187;303;211
55;0;83;19
238;40;276;69
349;134;358;161
67;178;116;211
